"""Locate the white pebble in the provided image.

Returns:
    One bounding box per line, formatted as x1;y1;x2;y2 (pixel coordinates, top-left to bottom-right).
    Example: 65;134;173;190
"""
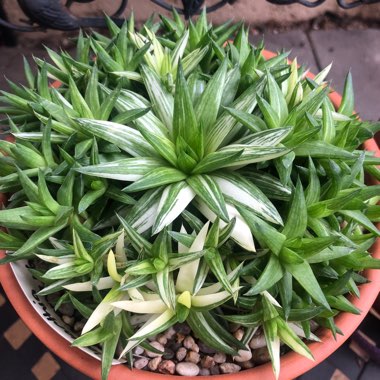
233;345;252;362
176;362;200;376
249;334;266;349
134;346;144;355
213;352;226;363
134;358;148;369
220;363;241;374
145;341;164;358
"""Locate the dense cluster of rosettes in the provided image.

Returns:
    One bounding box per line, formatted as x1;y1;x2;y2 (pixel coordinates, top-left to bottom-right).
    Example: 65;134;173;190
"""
0;10;379;380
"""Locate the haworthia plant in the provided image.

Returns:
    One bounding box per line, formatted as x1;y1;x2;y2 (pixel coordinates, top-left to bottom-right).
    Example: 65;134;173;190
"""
0;10;380;380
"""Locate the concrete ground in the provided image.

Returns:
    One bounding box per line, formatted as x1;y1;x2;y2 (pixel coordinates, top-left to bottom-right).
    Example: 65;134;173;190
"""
0;27;380;380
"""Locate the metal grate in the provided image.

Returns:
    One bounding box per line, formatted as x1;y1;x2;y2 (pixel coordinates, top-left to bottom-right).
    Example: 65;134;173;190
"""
0;0;380;32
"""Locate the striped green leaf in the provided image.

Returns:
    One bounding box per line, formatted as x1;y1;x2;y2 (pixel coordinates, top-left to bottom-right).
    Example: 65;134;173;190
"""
140;64;174;133
153;181;196;234
195;59;228;131
206;77;265;153
213;172;283;225
187;174;229;222
76;118;157;157
124;168;187;193
76;158;164;182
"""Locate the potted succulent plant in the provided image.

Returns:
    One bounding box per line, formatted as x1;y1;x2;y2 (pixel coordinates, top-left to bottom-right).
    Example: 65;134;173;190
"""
0;10;380;380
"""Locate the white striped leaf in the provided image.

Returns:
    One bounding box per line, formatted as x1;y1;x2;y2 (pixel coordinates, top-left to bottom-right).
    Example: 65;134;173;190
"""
76;158;163;182
124;168;187;193
153;181;196;234
205;77;265;153
63;277;115;292
101;85;168;137
263;320;281;380
76;119;156;158
111;299;167;314
195;59;228;131
155;267;176;309
191;289;236;309
111;71;142;82
277;318;314;361
192;149;243;174
181;46;209;77
212;172;283;225
223;107;267;132
82;287;125;334
128;188;162;233
171;29;189;69
140;64;174;133
128;309;177;341
234;127;292;147
257;95;280;129
195;200;255;252
12;132;66;143
137;124;178;166
176;222;209;293
187;174;229;222
219;145;290;168
267;72;288;125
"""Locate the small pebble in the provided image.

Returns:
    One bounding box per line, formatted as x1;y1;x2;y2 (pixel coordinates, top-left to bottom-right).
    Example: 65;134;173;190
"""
73;320;85;332
233;345;253;362
199;368;210;376
220;363;241;374
163;348;175;360
145;341;164;358
176;362;200;376
62;315;75;326
134;358;148;369
176;333;186;344
175;323;191;335
240;360;254;369
59;303;74;317
176;347;187;362
249;334;266;349
164;326;176;339
186;351;200;364
213;352;226;364
168;342;182;352
198;342;216;354
148;335;157;342
252;347;270;364
233;328;244;341
200;355;214;369
158;360;175;375
157;334;168;345
148;357;162;371
183;336;199;352
134;346;144;356
210;365;220;375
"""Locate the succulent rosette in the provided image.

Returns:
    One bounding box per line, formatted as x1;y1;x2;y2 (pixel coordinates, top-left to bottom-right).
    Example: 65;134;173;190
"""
0;11;379;380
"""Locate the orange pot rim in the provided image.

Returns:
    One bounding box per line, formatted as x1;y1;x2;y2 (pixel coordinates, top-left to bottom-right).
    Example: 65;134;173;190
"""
1;50;380;380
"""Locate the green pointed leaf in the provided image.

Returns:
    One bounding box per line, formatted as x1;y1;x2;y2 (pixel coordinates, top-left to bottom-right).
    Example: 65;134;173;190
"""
76;158;164;182
140;64;174;133
153;181;196;234
195;59;228;131
124;168;187;193
282;179;307;239
246;254;284;295
286;260;331;310
76;118;157;157
213;172;283;225
187;175;229;222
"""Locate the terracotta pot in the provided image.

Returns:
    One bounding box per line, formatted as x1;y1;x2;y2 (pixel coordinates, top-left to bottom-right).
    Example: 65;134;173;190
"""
1;50;379;380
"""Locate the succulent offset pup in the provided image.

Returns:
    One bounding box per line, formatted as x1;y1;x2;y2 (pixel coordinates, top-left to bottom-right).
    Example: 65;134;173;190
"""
1;10;380;380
